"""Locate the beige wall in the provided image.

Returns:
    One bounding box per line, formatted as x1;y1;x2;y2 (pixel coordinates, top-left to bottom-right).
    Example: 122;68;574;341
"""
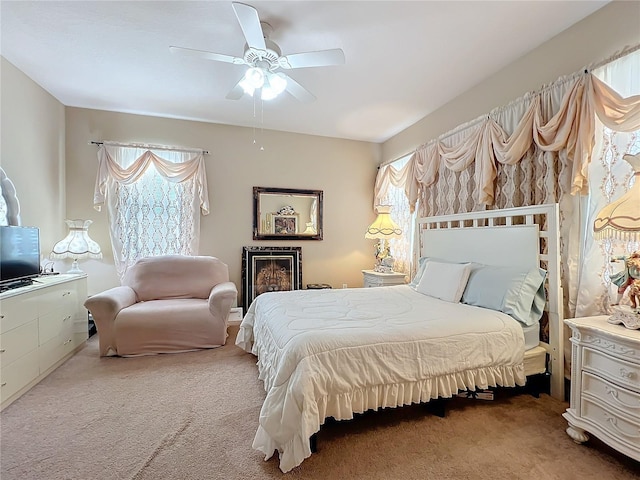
64;109;380;298
382;1;640;164
0;57;67;257
3;0;638;301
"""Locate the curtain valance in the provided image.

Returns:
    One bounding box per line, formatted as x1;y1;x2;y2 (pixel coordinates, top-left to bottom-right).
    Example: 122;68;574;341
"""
93;145;210;215
376;66;640;211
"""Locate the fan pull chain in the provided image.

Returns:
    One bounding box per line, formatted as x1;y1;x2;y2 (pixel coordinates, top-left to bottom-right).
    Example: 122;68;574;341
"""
260;98;264;151
252;95;257;145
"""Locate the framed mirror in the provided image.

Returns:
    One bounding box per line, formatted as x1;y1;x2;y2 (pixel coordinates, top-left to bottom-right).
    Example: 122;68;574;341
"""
253;187;323;240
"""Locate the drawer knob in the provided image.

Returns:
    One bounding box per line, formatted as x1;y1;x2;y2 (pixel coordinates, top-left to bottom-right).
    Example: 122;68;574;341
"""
63;339;72;345
63;315;72;322
62;291;71;297
620;368;637;380
1;382;6;387
0;349;5;353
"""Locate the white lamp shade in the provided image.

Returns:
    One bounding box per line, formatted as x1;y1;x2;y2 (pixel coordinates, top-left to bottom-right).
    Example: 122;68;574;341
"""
50;219;102;260
593;153;640;243
365;205;402;239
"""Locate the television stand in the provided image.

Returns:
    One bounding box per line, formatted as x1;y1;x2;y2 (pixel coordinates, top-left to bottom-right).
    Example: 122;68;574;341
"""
0;277;35;293
0;274;88;411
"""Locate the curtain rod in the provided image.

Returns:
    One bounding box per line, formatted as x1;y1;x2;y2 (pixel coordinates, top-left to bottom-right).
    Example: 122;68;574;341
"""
380;42;640;169
90;141;209;155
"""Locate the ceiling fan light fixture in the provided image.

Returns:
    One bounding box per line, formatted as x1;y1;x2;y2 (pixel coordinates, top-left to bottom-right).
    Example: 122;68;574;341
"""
261;72;287;101
244;67;265;89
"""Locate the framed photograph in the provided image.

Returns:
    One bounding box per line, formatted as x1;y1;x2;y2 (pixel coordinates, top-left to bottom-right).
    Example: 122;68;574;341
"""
272;214;298;234
242;246;302;309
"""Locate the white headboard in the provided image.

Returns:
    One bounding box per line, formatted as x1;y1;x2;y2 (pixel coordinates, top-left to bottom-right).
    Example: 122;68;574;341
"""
417;204;564;400
422;225;539;269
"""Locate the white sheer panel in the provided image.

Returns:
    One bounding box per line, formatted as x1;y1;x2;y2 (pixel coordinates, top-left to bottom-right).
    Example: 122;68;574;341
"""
576;52;640;317
95;145;209;279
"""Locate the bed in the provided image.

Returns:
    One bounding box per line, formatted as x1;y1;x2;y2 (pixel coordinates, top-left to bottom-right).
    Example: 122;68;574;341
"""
236;204;564;473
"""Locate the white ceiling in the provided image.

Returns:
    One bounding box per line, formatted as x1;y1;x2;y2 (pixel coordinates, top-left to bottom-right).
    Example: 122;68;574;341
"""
0;1;608;143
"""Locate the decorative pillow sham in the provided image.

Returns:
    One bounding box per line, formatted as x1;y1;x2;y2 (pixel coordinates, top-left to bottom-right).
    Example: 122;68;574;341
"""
461;264;547;326
408;256;430;288
409;256;464;289
416;261;472;303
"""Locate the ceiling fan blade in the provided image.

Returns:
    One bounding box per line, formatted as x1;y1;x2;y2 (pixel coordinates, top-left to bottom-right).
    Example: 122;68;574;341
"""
279;49;345;69
226;77;246;100
232;2;266;51
169;46;245;65
283;75;316;103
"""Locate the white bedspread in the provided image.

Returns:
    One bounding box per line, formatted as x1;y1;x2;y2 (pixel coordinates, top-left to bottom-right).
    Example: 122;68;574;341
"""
236;285;525;472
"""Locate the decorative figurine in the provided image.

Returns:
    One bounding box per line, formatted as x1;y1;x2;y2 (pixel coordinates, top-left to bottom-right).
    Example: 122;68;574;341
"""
608;252;640;329
373;241;394;273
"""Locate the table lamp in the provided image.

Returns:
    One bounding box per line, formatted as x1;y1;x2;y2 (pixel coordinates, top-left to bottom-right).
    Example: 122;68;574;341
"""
593;152;640;328
50;219;102;274
365;205;402;273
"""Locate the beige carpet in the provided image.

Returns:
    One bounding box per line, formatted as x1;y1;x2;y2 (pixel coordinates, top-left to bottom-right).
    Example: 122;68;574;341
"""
1;326;638;480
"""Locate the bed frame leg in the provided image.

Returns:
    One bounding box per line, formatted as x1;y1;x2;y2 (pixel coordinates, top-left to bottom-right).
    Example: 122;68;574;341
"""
310;433;318;453
425;397;447;418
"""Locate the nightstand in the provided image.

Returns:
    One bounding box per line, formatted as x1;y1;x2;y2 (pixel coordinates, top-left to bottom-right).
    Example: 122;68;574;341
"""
362;270;406;288
563;315;640;461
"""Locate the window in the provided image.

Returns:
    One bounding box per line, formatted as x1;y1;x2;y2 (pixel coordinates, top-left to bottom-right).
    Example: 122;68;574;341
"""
94;144;209;278
379;154;417;275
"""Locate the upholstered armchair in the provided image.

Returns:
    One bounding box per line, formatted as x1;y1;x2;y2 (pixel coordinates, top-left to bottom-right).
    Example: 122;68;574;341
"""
85;255;237;357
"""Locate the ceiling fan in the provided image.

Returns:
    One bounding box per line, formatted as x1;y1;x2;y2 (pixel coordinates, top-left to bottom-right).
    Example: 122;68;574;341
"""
169;2;345;103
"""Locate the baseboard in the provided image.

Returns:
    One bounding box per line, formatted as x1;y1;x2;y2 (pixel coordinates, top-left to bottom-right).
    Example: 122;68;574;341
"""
227;307;243;326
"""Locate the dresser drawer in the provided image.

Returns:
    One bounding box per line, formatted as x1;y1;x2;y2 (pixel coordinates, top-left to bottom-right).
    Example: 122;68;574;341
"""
0;293;39;334
581;395;640;449
39;332;74;373
39;309;75;346
0;350;39;404
583;347;640;392
0;320;38;367
37;284;78;315
583;371;640;421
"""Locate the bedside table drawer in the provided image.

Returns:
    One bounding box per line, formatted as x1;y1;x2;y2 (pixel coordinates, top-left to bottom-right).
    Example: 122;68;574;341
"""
362;270;406;288
582;371;640;421
581;395;640;447
583;347;640;392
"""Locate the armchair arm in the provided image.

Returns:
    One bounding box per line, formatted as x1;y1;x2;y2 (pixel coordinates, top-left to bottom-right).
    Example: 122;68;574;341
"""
84;286;137;356
208;281;238;325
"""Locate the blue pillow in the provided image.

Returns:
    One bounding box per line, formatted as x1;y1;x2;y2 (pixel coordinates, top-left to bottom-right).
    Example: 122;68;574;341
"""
461;264;547;326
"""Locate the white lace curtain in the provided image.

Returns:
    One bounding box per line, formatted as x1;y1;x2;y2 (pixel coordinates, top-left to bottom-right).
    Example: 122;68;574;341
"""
93;144;209;279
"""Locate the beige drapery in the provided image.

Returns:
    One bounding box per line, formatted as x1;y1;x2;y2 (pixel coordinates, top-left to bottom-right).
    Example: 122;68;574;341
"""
93;146;209;214
375;66;640;211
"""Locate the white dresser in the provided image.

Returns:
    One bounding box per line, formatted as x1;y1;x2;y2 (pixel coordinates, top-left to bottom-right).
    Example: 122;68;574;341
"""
563;316;640;461
0;274;88;410
362;270;406;288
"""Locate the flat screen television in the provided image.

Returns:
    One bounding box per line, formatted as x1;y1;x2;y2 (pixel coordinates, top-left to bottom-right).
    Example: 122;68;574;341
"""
0;225;41;286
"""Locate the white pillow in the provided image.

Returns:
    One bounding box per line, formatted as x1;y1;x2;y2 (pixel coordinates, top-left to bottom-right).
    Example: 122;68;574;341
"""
416;261;472;303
